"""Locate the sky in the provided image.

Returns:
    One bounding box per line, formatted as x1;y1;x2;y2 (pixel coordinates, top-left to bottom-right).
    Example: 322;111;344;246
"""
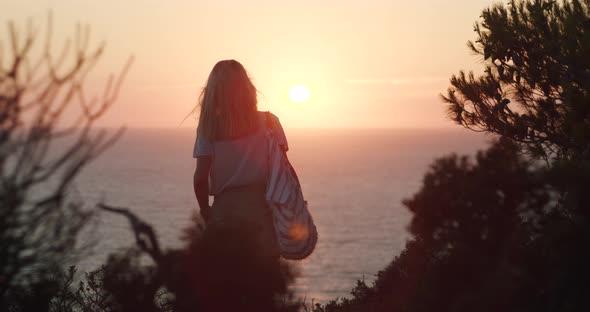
1;0;498;129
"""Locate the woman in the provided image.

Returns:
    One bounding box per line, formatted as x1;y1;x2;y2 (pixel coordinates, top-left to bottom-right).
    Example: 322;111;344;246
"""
191;60;292;310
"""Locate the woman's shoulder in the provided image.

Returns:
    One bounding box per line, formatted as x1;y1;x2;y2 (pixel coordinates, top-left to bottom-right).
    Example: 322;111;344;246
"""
257;111;288;149
257;111;282;127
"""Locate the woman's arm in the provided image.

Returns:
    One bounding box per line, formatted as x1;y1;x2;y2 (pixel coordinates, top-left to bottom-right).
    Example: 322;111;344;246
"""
193;156;212;222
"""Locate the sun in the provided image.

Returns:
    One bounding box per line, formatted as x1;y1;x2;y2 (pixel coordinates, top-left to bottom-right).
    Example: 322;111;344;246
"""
288;84;310;104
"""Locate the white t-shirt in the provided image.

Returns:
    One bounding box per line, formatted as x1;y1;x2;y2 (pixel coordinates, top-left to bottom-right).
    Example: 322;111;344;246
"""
193;111;288;195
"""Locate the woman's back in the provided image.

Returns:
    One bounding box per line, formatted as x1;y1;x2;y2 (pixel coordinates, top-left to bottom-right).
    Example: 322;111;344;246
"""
193;111;288;195
191;61;305;309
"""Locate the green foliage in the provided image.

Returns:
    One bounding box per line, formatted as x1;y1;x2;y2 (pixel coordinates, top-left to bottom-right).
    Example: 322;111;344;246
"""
2;265;113;312
405;140;550;248
75;214;299;312
308;280;378;312
316;1;590;311
443;0;590;161
314;143;590;311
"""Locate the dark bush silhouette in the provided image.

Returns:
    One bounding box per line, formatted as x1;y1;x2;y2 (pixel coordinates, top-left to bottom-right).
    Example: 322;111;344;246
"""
313;140;559;311
314;1;590;311
315;148;590;312
191;222;295;311
96;206;299;312
0;15;131;311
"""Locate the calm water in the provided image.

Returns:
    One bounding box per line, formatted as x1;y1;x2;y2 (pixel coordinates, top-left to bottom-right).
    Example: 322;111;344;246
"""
75;128;489;302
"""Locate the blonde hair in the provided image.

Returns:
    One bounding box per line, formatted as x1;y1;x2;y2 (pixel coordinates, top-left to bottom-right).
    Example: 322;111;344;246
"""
197;60;259;140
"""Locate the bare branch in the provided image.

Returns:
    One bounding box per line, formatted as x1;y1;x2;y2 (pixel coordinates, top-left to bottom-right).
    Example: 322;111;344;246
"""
97;204;163;264
0;14;132;291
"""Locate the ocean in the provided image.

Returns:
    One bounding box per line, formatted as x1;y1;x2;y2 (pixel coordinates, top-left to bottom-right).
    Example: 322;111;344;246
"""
74;128;489;302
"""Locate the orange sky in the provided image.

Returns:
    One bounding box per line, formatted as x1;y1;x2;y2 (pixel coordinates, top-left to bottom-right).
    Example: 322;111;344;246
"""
1;0;498;128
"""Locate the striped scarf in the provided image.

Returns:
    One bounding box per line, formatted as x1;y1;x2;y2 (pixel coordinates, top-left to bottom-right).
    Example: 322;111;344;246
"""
265;113;318;260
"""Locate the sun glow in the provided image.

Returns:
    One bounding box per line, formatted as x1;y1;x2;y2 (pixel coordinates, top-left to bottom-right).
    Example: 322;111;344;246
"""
288;84;311;104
